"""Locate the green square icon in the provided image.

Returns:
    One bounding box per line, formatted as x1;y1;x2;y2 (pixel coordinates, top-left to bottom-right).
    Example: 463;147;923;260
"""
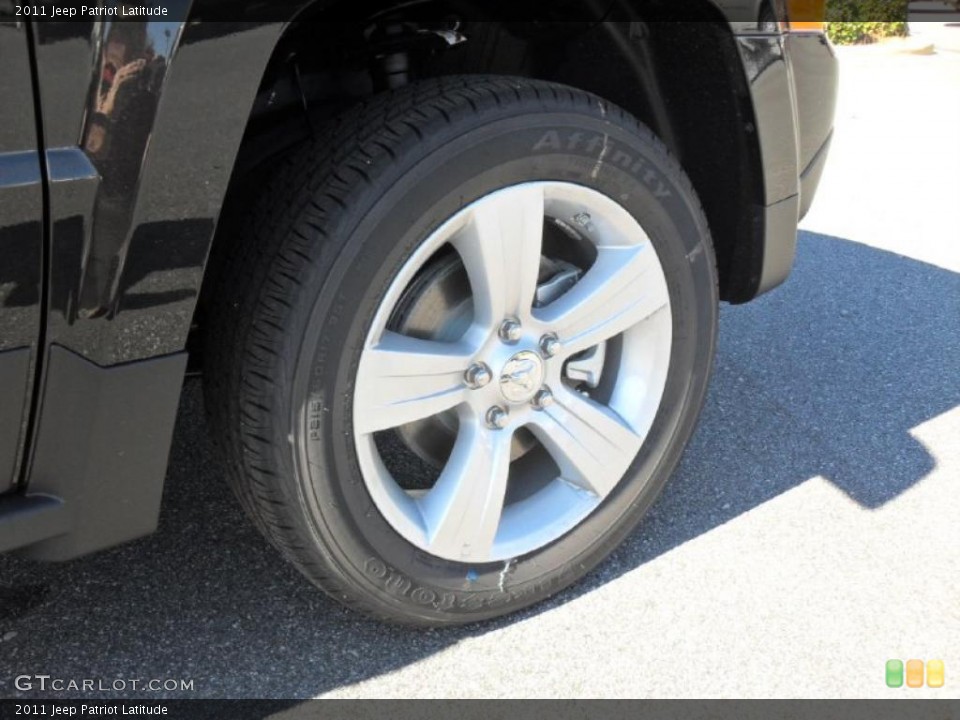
886;659;904;688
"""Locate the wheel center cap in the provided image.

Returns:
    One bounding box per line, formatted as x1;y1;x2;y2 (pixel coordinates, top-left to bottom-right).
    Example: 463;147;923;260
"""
499;351;544;403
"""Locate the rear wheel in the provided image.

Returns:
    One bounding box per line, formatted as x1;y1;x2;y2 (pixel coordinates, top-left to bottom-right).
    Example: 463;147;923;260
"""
204;76;718;625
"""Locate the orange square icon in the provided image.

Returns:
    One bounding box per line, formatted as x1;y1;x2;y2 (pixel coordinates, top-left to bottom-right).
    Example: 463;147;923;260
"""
927;660;945;688
906;659;924;688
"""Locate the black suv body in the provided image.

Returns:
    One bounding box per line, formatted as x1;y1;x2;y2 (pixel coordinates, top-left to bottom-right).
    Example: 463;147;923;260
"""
0;2;837;624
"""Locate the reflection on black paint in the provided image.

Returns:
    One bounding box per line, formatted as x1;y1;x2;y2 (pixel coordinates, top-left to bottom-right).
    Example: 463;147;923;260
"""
48;215;84;325
0;222;41;310
33;3;246;366
118;219;213;311
79;19;170;319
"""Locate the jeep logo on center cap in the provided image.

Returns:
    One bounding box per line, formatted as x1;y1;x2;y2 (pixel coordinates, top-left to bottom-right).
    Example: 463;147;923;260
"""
499;351;544;403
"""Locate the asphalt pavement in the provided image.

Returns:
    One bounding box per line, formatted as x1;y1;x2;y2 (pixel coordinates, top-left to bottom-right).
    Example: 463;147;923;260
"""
1;32;958;699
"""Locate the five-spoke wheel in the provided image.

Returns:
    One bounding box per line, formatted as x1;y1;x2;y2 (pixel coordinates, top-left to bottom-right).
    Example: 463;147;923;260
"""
355;182;672;562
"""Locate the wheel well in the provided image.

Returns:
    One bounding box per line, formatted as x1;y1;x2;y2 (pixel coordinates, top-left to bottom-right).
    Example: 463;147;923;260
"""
758;0;776;23
193;4;765;365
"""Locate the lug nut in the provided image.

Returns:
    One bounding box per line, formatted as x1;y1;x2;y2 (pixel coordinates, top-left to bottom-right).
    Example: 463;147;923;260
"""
486;406;509;430
539;333;560;358
532;387;555;410
573;212;591;227
464;362;492;389
498;319;522;344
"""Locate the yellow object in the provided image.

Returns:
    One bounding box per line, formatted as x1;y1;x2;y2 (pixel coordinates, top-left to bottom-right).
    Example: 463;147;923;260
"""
784;0;825;32
927;660;945;688
906;659;924;688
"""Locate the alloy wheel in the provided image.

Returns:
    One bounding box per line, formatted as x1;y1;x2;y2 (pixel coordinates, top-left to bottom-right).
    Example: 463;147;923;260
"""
354;181;672;562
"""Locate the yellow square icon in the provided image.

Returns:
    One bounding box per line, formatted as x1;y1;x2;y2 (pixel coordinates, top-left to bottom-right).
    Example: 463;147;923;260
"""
906;659;924;688
927;660;945;688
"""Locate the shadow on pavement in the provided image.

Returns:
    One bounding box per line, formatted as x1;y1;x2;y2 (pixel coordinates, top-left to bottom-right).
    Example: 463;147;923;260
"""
1;231;957;699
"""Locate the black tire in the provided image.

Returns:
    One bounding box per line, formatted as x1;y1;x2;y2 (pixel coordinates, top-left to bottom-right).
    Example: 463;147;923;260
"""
204;75;718;626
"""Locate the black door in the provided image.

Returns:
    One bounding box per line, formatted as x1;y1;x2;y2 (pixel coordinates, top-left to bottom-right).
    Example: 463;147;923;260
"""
0;20;45;490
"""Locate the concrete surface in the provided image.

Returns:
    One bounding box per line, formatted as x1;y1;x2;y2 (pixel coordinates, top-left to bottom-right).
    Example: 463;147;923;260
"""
1;33;958;700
